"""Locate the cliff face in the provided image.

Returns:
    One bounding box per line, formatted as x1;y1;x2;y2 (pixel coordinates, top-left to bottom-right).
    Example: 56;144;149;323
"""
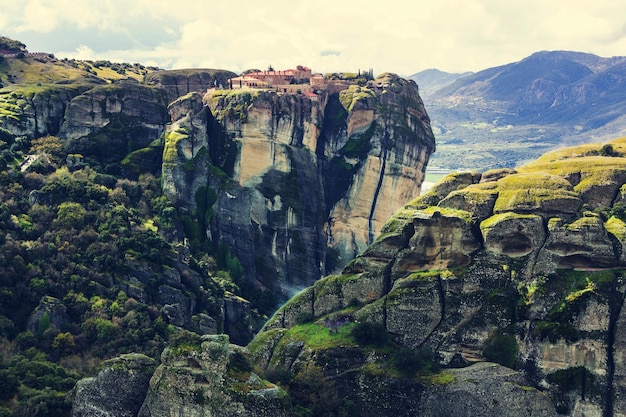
246;138;626;416
0;70;234;169
0;84;94;138
69;139;626;417
58;82;170;167
161;74;435;296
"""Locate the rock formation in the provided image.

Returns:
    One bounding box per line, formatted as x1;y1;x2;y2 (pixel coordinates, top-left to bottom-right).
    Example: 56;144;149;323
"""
161;73;435;297
1;66;434;323
70;138;626;416
0;84;95;138
244;138;626;416
72;335;290;417
144;69;237;104
146;334;291;416
72;354;157;417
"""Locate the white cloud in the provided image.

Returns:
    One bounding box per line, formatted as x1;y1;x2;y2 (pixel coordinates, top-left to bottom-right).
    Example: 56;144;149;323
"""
2;0;626;75
64;45;97;61
18;0;59;32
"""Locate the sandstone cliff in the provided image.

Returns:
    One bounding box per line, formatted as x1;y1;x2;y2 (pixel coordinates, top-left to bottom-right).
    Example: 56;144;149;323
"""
161;73;435;299
0;84;95;138
58;81;170;168
1;69;235;172
245;138;626;416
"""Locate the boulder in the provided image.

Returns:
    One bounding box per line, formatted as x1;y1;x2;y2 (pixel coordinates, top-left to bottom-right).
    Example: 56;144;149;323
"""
419;363;558;417
71;353;157;417
138;334;290;417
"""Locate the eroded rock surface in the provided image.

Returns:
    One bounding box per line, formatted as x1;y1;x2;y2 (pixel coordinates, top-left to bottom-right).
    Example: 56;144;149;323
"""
161;73;435;296
247;138;626;416
72;354;157;417
137;334;290;417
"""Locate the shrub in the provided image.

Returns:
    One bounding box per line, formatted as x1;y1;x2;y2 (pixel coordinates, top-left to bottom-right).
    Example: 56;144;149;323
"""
168;330;203;354
0;369;18;400
56;202;86;228
547;366;595;394
351;322;388;346
228;350;252;373
600;144;619;157
391;347;439;377
483;331;519;368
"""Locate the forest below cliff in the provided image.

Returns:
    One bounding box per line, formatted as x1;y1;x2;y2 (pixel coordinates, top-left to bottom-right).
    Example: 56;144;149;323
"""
0;132;252;416
0;41;260;416
0;36;437;417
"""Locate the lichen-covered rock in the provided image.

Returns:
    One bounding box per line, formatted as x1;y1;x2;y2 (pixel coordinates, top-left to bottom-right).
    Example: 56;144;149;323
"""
71;353;157;417
438;183;498;221
144;69;237;104
539;214;617;271
59;82;169;165
418;363;558;417
138;334;290;417
0;84;93;138
393;208;480;275
418;171;482;207
27;295;70;334
481;212;545;258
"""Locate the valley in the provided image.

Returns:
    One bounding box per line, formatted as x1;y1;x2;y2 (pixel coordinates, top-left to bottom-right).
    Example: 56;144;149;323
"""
412;51;626;170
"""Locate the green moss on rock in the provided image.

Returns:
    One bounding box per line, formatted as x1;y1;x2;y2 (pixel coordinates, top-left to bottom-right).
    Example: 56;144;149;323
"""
338;85;376;112
606;216;626;242
493;172;580;213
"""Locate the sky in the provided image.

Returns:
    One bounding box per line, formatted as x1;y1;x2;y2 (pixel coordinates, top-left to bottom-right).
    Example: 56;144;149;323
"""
1;0;626;76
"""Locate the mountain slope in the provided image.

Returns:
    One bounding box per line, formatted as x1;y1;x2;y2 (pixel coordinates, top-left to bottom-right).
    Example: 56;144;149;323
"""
408;68;473;99
422;51;626;170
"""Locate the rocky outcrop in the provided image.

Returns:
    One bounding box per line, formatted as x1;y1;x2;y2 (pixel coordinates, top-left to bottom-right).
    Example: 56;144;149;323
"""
72;353;157;417
27;295;70;335
418;363;557;417
144;69;237;104
137;334;290;417
161;73;435;297
0;84;94;138
246;138;626;416
59;82;169;165
72;336;290;417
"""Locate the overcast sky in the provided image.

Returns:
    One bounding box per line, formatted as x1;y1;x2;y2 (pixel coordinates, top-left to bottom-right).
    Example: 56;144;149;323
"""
1;0;625;76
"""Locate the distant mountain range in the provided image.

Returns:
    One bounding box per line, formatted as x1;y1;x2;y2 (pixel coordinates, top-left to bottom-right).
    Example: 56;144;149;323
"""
408;68;473;99
410;51;626;170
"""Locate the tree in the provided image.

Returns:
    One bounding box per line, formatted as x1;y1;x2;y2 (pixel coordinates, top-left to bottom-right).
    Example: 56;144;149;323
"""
29;136;65;166
56;202;86;228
